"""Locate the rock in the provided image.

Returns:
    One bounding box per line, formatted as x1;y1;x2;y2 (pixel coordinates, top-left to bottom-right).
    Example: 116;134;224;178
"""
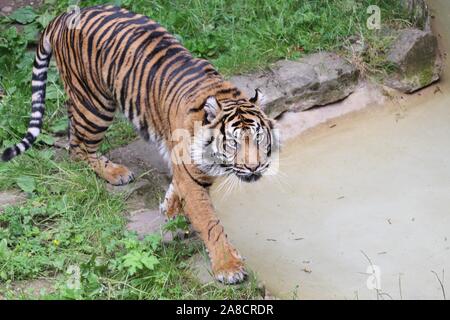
0;191;26;213
126;209;191;243
107;174;166;210
0;279;55;299
385;28;441;93
1;6;13;14
400;0;430;31
231;52;359;118
109;139;170;177
126;209;170;241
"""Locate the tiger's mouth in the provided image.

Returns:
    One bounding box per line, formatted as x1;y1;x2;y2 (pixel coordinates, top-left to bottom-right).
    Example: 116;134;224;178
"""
236;172;262;183
231;162;271;182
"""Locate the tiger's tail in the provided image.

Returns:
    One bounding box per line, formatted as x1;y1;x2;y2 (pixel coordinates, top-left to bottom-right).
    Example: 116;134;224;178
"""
2;33;53;161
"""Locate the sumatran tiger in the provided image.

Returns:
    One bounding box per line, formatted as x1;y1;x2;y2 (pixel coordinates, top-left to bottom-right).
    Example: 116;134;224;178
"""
1;5;278;284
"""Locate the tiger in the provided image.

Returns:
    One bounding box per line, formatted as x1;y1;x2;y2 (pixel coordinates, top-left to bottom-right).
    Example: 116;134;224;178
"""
1;5;278;284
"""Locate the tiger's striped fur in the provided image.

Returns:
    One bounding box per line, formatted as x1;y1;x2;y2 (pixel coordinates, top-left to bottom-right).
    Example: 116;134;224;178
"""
2;5;277;284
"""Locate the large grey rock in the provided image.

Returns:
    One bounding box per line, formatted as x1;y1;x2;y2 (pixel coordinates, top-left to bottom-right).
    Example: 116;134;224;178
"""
231;52;359;118
385;28;441;93
400;0;430;31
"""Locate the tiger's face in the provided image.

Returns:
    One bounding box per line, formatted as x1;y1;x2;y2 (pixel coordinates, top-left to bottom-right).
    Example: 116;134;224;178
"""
192;90;278;182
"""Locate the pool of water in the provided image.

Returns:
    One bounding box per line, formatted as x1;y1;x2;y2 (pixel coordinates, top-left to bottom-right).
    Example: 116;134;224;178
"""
212;0;450;299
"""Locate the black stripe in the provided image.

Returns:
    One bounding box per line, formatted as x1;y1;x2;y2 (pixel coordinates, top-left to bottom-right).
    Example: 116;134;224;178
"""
73;132;103;145
165;60;210;102
187;104;204;114
33;59;49;68
157;53;189;100
32;85;46;91
216;88;240;96
32;72;48;81
207;220;220;241
181;162;212;188
214;226;224;243
21;139;31;149
71;105;109;133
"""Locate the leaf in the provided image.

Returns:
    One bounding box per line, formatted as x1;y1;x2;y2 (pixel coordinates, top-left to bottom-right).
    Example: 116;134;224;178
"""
38;133;56;145
144;234;162;251
121;250;159;275
45;84;63;101
16;51;34;70
50;117;68;134
16;175;36;193
121;251;143;275
9;7;37;25
39;149;55;160
22;24;39;42
141;255;159;271
0;239;10;259
37;11;55;29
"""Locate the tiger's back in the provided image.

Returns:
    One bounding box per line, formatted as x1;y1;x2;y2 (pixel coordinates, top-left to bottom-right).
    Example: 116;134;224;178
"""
48;6;232;144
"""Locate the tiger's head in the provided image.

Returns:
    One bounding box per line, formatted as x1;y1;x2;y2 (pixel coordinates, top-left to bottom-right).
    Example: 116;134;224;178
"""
192;89;278;182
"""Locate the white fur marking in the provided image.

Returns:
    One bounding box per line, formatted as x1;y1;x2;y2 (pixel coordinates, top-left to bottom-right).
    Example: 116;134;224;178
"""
35;56;44;65
33;66;47;75
32;92;42;101
17;143;25;152
32;80;45;87
28;127;40;136
43;36;52;53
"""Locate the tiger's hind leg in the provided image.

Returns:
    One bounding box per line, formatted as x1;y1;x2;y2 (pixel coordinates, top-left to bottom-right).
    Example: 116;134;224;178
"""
67;98;135;186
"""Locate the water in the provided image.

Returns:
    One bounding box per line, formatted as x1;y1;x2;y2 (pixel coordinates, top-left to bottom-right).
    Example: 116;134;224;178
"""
212;0;450;299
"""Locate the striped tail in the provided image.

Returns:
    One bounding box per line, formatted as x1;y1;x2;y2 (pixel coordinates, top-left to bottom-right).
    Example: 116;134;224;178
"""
2;35;52;161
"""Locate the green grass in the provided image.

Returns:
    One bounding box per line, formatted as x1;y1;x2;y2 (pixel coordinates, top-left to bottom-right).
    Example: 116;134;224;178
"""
0;0;413;299
0;151;261;299
35;0;411;76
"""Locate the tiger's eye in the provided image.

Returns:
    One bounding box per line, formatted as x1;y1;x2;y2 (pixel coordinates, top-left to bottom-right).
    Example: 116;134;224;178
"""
226;139;237;148
255;133;264;143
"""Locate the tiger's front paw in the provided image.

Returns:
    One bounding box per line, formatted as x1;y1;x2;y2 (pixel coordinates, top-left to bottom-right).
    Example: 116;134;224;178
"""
212;254;248;285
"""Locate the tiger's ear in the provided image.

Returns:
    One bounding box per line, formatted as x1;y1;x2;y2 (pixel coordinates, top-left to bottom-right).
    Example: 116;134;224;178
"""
249;88;267;107
204;96;221;123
